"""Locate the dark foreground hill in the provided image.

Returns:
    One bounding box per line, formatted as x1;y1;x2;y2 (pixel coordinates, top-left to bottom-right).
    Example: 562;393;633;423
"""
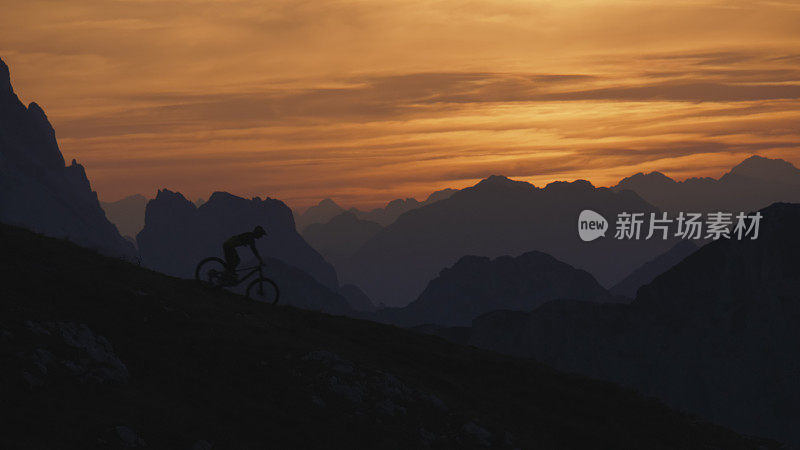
0;224;777;449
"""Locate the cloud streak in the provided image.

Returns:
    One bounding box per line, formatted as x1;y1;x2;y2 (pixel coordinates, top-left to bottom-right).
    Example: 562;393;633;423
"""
1;0;799;207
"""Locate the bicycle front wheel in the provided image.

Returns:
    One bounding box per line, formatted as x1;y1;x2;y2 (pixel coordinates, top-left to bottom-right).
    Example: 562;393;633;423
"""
246;277;280;304
195;257;227;288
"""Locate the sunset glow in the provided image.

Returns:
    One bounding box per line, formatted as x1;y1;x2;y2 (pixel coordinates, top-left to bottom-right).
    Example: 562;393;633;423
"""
2;0;799;208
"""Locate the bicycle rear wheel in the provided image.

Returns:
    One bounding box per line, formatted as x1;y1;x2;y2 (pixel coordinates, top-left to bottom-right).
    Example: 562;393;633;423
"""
195;257;227;288
246;277;280;304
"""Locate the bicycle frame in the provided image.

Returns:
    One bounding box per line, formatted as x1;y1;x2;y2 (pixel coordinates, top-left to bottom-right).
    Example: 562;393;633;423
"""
232;264;263;287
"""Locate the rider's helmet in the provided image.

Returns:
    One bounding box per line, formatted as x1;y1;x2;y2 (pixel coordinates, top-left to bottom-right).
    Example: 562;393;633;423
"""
254;225;266;237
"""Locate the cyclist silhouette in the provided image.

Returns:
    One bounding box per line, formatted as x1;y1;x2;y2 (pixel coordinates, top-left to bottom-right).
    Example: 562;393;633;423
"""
223;225;267;283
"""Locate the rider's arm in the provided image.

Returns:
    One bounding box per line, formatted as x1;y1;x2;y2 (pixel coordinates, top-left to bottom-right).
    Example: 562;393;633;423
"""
250;241;263;263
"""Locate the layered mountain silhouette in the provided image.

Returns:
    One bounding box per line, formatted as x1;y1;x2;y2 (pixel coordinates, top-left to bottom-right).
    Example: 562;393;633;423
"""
297;198;344;231
0;222;778;449
349;188;457;226
610;240;699;298
375;251;612;327
0;57;135;259
137;190;338;290
443;202;800;444
303;211;383;269
100;194;148;241
297;188;457;231
346;175;674;306
613;155;800;213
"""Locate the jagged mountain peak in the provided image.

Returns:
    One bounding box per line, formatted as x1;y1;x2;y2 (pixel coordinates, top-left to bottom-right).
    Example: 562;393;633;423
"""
543;179;595;192
423;188;457;204
615;171;677;189
0;56;135;258
206;190;246;204
725;155;800;184
155;188;192;203
125;193;147;202
0;57;11;95
474;174;535;191
139;188;338;289
477;174;512;185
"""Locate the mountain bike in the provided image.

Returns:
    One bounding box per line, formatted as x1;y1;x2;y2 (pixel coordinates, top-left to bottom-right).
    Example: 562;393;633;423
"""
195;257;280;304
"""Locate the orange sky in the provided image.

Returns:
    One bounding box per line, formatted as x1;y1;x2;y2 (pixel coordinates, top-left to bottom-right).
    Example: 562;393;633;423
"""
2;0;799;209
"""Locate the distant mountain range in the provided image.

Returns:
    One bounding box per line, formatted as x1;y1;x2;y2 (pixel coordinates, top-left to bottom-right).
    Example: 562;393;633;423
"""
610;240;699;298
100;194;148;240
374;251;614;327
7;53;800;447
302;211;383;270
0;57;135;259
344;175;674;306
612;155;800;213
425;202;800;445
296;188;457;231
135;189;353;313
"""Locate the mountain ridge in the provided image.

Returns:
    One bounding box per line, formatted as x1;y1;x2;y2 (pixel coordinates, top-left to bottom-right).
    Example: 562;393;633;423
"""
374;250;614;327
0;56;135;259
433;202;800;445
345;177;674;306
137;188;339;291
612;155;800;212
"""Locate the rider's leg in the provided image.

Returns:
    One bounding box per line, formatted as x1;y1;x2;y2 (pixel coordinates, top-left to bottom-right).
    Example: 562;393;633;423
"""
223;245;240;282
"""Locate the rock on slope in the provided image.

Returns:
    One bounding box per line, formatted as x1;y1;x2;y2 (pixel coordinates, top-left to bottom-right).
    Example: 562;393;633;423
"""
0;222;777;449
0;57;135;259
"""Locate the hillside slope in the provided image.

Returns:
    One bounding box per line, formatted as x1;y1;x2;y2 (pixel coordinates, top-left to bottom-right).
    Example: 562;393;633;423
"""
0;223;776;449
